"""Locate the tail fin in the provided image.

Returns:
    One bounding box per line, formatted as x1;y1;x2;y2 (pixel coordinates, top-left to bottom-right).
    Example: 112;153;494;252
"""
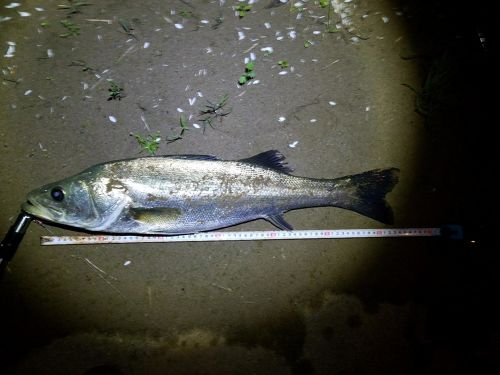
334;168;399;224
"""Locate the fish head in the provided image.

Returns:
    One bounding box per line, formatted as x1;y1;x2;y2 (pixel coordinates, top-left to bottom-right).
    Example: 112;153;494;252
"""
22;174;101;228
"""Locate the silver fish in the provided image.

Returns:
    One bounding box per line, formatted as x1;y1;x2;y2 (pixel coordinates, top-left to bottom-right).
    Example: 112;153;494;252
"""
22;150;399;234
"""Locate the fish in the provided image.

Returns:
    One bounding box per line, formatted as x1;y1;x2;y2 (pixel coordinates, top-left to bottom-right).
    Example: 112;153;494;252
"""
21;150;399;234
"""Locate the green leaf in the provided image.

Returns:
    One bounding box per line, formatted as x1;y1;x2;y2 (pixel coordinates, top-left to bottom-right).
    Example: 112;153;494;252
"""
246;71;256;79
304;40;313;48
245;62;254;71
238;75;248;85
278;60;289;68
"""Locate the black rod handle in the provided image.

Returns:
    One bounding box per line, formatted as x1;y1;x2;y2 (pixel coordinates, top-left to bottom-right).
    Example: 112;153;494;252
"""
0;212;33;276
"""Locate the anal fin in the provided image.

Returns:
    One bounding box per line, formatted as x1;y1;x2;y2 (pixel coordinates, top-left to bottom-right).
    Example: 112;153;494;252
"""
265;214;293;230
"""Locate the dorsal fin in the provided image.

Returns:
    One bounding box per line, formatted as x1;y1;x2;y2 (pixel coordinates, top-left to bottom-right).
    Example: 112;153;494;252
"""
166;155;219;161
239;150;293;173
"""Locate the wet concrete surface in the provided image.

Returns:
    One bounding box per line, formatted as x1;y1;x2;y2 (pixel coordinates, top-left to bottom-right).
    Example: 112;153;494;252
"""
1;0;499;374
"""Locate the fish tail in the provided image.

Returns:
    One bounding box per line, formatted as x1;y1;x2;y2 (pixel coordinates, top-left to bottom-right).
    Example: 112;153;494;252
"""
331;168;399;224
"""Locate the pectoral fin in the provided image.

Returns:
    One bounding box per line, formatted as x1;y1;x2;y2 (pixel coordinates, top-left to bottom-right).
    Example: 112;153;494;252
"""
130;207;182;226
265;214;293;230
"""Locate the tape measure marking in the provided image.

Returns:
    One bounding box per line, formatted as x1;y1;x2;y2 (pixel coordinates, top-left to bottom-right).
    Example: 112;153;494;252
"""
40;228;441;246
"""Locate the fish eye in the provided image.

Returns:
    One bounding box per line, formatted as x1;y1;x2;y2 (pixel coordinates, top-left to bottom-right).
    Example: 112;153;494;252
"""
50;187;65;201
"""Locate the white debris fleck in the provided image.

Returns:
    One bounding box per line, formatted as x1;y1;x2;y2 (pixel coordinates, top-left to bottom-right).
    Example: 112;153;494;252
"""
143;41;150;48
350;36;359;43
252;80;260;84
238;31;245;40
205;47;212;53
278;116;286;122
382;16;389;23
35;7;44;11
276;36;284;41
296;12;302;20
0;16;13;22
101;69;109;74
294;1;304;7
177;108;184;113
5;42;16;57
18;11;31;17
109;115;117;123
278;71;288;75
279;0;287;3
174;23;184;29
47;49;54;58
61;96;69;101
365;106;370;111
250;52;256;61
310;119;317;123
24;90;32;96
288;30;296;39
5;3;21;8
260;46;273;54
329;101;337;106
289;141;299;148
244;57;249;64
82;82;88;90
264;22;271;29
188;97;196;106
313;30;321;35
123;260;131;266
200;19;209;24
192;123;201;129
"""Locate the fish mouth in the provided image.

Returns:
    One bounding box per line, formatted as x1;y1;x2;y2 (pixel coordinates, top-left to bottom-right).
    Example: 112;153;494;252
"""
22;199;63;219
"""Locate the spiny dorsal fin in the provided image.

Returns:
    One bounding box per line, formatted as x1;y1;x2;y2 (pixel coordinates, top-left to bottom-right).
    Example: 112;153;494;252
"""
239;150;293;173
166;155;219;161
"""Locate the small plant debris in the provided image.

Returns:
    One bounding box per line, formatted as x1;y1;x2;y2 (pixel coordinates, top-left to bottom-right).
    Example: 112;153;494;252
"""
118;18;136;38
235;5;252;18
108;81;125;101
40;21;49;27
212;15;224;29
238;62;256;85
59;19;80;37
278;60;289;69
57;1;92;15
134;131;161;155
199;94;231;131
69;60;93;72
167;115;189;143
179;9;196;19
304;40;313;48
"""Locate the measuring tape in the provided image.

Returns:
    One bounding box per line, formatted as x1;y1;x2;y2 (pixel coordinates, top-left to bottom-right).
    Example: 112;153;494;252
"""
40;227;441;246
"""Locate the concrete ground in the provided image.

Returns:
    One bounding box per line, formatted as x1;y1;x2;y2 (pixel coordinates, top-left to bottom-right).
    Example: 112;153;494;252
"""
1;0;499;374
